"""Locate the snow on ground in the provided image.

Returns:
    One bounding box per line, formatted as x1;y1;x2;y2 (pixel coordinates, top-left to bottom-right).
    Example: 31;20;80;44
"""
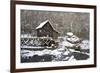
21;40;90;62
21;46;74;62
21;33;90;62
79;40;89;49
21;34;33;38
21;49;79;62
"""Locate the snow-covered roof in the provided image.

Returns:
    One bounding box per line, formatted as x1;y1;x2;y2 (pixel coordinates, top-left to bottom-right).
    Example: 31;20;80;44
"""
36;20;59;33
36;20;49;29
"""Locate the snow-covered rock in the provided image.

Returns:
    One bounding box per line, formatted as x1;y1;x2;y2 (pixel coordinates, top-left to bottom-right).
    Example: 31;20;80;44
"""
66;32;73;36
34;51;44;56
61;41;75;47
67;35;80;43
21;50;31;54
42;49;52;54
68;55;76;61
63;51;70;55
21;51;34;59
57;46;66;52
50;49;62;56
80;40;89;49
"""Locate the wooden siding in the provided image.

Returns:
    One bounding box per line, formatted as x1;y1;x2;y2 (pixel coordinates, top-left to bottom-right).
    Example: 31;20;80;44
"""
36;21;59;39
